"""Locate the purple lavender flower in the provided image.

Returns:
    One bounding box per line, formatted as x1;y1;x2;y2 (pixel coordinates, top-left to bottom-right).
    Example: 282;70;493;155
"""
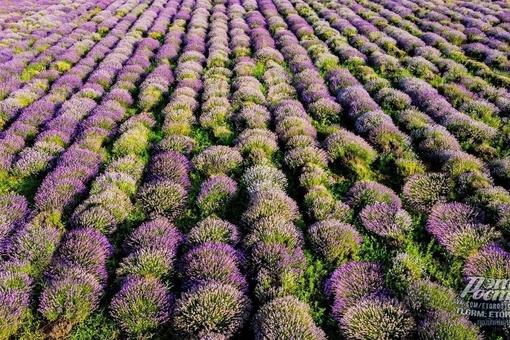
325;262;386;317
337;86;379;119
192;146;242;177
359;203;412;246
172;283;251;338
402;173;452;213
180;242;246;291
3;223;62;278
137;180;187;220
124;217;182;255
148;151;192;187
235;105;271;130
427;203;500;258
244;215;303;250
50;228;112;284
354;111;394;135
284;146;329;169
235;129;278;162
490;157;510;183
326;68;359;94
308;220;361;266
39;268;102;325
0;194;28;241
345;180;401;211
253;296;326;340
197;175;237;216
276;116;316;143
418;311;480;340
324;129;377;171
339;297;415;340
250;242;305;278
241;165;287;194
156;135;196;156
0;272;30;339
242;189;299;226
463;243;510;279
186;217;240;248
73;187;133;233
404;280;458;318
71;206;117;235
107;155;145;179
417;125;462;160
110;276;172;338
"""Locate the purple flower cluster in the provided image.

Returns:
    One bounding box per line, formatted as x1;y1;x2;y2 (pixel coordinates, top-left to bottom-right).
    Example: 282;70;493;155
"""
0;194;28;245
172;283;251;339
402;173;452;213
197;175;238;217
339;297;415;340
359;203;413;246
185;216;240;249
463;243;510;279
38;228;111;329
418;310;481;340
118;217;182;281
308;220;361;266
111;217;183;336
0;270;32;338
179;241;247;291
253;296;326;340
110;276;173;338
345;180;401;211
426;202;500;258
138;151;191;220
193;145;243;177
325;261;387;319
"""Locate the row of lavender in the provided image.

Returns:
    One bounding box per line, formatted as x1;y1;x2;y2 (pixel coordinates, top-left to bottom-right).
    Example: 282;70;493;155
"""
0;0;510;339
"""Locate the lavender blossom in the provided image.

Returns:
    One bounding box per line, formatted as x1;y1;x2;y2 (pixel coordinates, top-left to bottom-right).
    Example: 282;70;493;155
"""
345;180;401;211
339;297;415;340
192;146;243;176
418;311;481;340
241;165;287;194
426;203;500;258
180;242;246;291
110;276;172;338
186;217;239;248
124;217;182;255
242;189;299;226
253;296;326;340
172;283;251;339
138;180;187;220
402;173;452;213
325;262;386;317
308;220;361;266
39;268;102;325
463;243;510;279
197;175;237;216
359;203;413;246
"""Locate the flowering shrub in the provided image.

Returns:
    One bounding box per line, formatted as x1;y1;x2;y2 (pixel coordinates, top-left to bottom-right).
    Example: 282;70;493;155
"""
426;202;500;258
339;297;415;340
186;217;240;248
110;276;172;338
253;296;326;340
308;220;361;266
172;283;251;339
359;203;412;246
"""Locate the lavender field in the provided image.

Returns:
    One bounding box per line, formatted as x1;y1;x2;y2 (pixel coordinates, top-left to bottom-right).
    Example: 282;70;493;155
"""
1;0;510;338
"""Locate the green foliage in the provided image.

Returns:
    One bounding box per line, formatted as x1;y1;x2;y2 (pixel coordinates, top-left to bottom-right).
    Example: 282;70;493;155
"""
20;62;46;82
70;310;121;340
296;252;329;326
